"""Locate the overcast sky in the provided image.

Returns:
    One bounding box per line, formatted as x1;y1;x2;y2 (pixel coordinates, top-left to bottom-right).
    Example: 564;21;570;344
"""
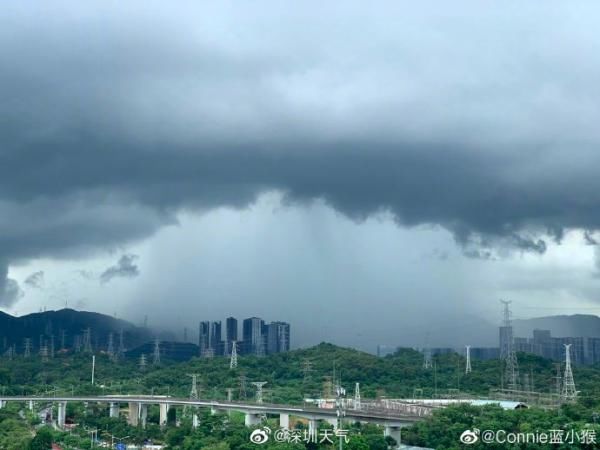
3;2;600;350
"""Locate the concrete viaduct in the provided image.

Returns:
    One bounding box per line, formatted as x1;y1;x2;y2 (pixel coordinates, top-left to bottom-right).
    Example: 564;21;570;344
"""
0;395;432;445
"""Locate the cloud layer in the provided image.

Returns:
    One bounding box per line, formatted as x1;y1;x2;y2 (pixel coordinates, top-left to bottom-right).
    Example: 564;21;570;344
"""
2;2;600;306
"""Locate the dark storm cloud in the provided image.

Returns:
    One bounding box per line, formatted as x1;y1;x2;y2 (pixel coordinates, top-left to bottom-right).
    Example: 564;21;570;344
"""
0;263;24;306
2;2;600;296
100;254;140;284
24;271;44;289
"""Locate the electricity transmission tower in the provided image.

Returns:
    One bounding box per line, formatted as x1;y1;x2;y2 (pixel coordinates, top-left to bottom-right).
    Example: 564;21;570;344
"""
153;338;161;365
554;363;562;397
39;344;49;362
423;332;432;369
4;345;15;360
117;330;125;360
229;341;238;369
107;333;115;359
465;345;472;374
82;328;92;353
139;354;147;371
252;382;267;404
354;382;361;410
561;344;577;401
238;374;247;400
60;330;66;351
302;359;313;383
187;374;200;400
23;338;32;358
500;300;519;391
423;348;432;369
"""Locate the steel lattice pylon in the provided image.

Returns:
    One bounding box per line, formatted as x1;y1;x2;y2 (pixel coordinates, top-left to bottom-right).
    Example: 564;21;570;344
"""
561;344;577;401
500;300;519;391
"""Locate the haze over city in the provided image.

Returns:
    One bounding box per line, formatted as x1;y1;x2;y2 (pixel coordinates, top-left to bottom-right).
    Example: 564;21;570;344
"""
3;2;600;351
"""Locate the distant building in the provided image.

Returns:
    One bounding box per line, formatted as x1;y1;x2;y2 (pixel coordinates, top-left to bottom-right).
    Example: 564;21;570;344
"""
199;321;210;355
513;329;600;365
469;347;500;360
243;317;265;355
266;321;290;354
209;321;223;355
225;317;238;354
226;317;238;342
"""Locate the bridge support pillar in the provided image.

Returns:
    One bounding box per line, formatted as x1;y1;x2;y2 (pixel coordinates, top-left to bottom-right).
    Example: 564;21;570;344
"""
245;413;261;427
279;413;290;429
109;402;119;418
159;403;170;428
28;400;34;411
57;401;67;429
308;419;318;442
384;425;402;449
326;418;338;429
128;402;140;426
140;404;148;429
0;400;5;409
192;413;199;429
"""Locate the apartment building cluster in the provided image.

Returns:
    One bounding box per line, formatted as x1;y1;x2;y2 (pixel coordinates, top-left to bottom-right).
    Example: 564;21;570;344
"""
198;316;290;357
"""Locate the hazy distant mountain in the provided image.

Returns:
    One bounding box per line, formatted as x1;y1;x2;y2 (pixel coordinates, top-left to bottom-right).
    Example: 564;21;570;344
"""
0;308;157;352
514;314;600;338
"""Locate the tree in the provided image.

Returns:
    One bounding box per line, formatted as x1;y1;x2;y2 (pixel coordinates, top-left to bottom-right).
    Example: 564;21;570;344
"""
28;427;53;450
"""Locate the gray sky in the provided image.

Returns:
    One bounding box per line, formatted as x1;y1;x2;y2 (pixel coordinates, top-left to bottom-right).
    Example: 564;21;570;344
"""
3;2;600;350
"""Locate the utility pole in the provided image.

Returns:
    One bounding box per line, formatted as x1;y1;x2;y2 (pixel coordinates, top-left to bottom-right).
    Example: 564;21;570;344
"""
561;344;577;401
465;345;472;374
336;383;347;450
91;355;96;385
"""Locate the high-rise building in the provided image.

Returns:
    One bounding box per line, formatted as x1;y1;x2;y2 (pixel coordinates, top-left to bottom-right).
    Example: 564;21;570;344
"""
210;321;223;355
267;321;290;354
243;317;264;355
226;317;238;354
199;321;210;354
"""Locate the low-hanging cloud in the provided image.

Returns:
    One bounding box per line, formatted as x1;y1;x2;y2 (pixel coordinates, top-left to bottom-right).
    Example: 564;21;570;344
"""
24;271;45;289
2;2;600;305
0;263;24;307
100;254;140;284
